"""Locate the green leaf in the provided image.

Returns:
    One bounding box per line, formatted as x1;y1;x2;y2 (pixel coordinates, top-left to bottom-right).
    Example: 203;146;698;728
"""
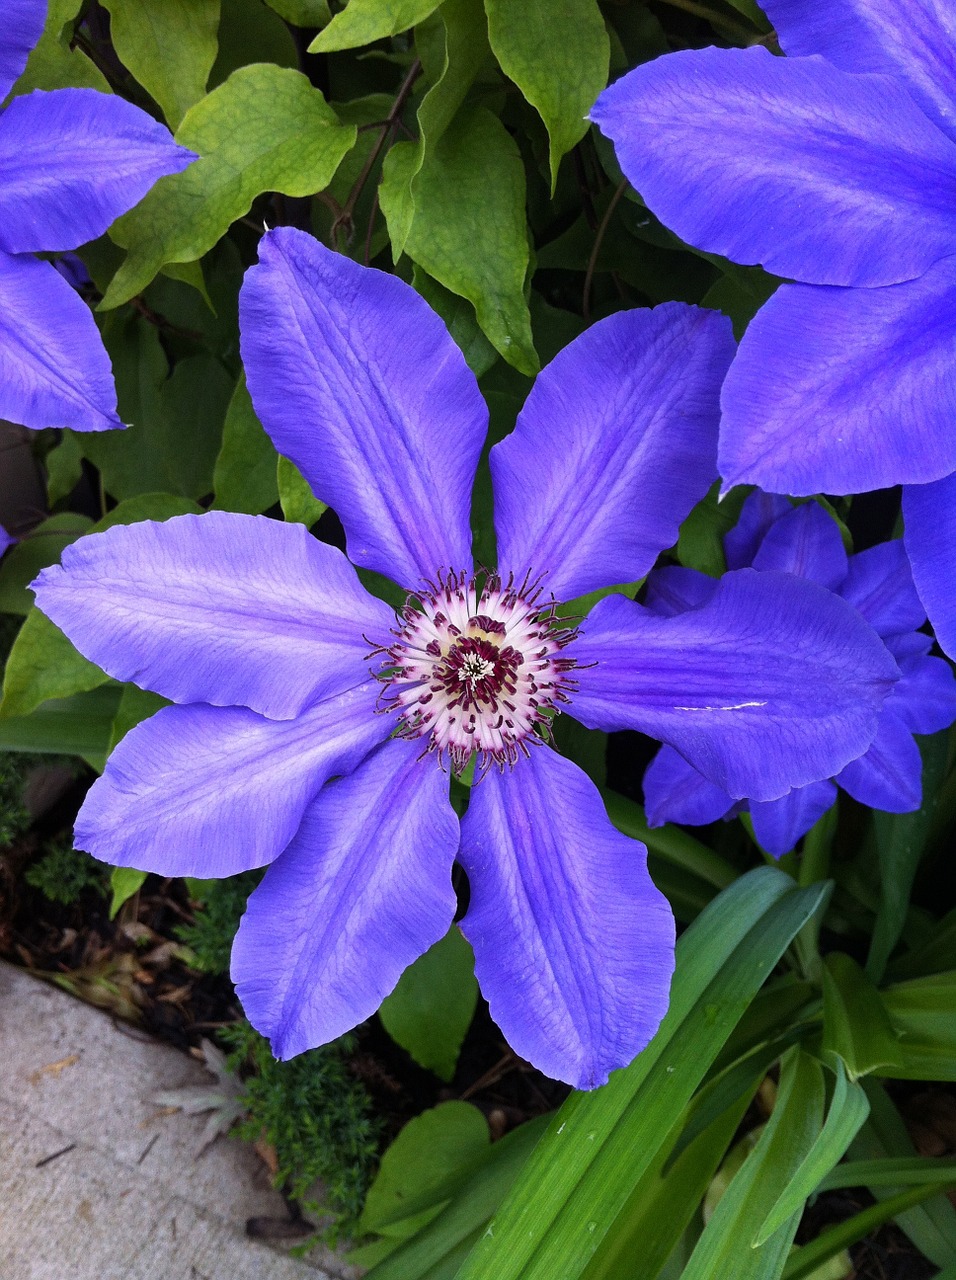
101;0;220;127
213;374;280;514
678;483;749;578
102;64;357;307
391;104;537;373
45;433;85;507
822;952;904;1079
881;970;956;1081
601;786;736;890
15;0;109;93
753;1059;870;1246
484;0;609;189
680;1049;826;1280
820;1156;956;1191
379;928;478;1081
866;730;950;982
412;267;498;378
310;0;442;51
0;513;93;615
379;0;489;259
359;1102;489;1236
365;1115;550;1280
700;264;781;339
0;686;122;770
109;867;148;919
157;354;234;499
0;610;110;721
108;685;169;752
211;0;298;84
266;0;331;24
454;868;830;1280
277;456;327;527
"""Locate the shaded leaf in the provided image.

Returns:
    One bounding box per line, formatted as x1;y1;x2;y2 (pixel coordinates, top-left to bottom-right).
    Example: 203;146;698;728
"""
213;373;280;514
277;456;327;527
822;952;903;1079
0;513;93;615
0;686;122;771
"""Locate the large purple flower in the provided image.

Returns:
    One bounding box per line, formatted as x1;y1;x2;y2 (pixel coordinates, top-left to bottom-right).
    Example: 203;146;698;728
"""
0;1;193;432
33;230;897;1088
590;0;956;657
644;493;956;855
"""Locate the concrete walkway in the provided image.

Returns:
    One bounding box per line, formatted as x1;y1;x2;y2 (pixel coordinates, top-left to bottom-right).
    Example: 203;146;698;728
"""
0;961;357;1280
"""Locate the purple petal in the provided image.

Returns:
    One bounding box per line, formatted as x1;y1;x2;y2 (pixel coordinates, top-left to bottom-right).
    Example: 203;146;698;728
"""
458;748;674;1089
591;47;956;288
643;745;735;827
0;250;121;432
723;491;792;570
764;0;956;143
492;305;734;600
0;90;194;254
0;525;14;557
0;1;46;101
240;228;487;589
836;708;923;812
750;502;848;590
840;540;926;638
904;474;956;660
33;512;392;721
643;566;718;618
750;779;838;858
570;569;898;801
720;265;956;495
886;643;956;736
232;738;458;1060
75;683;389;877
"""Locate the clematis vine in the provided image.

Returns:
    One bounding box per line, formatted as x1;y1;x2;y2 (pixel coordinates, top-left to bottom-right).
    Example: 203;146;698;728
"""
34;230;897;1088
590;0;956;658
644;493;956;855
0;0;193;433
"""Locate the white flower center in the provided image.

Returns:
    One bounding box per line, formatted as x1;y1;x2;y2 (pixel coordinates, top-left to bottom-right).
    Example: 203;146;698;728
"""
375;570;579;772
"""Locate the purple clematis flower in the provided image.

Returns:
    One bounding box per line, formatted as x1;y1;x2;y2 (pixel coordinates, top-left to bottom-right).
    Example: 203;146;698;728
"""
0;0;194;433
590;0;956;658
643;492;956;856
0;524;14;557
33;230;897;1088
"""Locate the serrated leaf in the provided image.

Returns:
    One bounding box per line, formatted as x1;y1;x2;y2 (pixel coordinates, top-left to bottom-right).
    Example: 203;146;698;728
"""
103;64;357;307
359;1102;489;1236
484;0;608;190
101;0;220;127
310;0;441;51
379;928;478;1081
394;104;537;373
109;866;147;919
0;513;93;615
277;455;327;527
213;373;280;514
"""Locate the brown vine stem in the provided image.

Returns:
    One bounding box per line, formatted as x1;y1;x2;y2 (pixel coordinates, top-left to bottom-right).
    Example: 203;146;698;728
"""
331;57;423;249
583;179;628;322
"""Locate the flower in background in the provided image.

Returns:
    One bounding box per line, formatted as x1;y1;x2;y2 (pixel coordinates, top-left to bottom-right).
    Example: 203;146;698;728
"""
643;493;956;856
590;0;956;659
0;525;14;557
34;230;896;1088
0;0;194;433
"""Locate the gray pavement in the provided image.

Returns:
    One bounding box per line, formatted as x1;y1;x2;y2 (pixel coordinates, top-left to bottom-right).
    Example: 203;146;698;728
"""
0;961;357;1280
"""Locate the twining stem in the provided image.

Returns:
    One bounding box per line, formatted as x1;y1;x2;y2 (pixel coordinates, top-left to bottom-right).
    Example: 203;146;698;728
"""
583;180;628;321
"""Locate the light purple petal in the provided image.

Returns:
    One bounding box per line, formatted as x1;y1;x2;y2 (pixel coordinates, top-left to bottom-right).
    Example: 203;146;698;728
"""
750;502;848;590
233;738;458;1059
75;683;389;877
764;0;956;143
458;748;674;1089
0;0;46;100
643;566;718;618
240;228;486;588
904;475;956;660
723;491;792;570
0;250;120;432
0;525;14;557
0;90;194;254
591;47;956;288
887;644;956;736
492;305;734;600
750;779;837;858
570;570;898;801
840;540;926;638
720;264;956;495
836;708;923;812
643;745;735;827
33;512;392;721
